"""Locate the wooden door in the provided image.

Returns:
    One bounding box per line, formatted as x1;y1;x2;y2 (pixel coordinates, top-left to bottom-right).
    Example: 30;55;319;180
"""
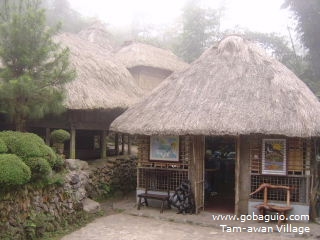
189;135;205;213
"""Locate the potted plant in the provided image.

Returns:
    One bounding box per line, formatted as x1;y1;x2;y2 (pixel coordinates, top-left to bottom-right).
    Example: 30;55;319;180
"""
51;129;70;155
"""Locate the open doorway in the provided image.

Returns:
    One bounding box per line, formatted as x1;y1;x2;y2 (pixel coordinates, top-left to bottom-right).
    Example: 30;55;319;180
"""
204;137;235;213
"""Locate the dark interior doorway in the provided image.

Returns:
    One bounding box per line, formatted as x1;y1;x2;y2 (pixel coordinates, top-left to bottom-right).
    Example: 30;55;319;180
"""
204;137;235;213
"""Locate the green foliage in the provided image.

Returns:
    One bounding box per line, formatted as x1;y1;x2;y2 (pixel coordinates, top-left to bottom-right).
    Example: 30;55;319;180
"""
24;157;52;180
39;144;59;167
0;154;31;186
50;129;70;143
98;182;112;199
0;138;7;153
8;133;44;158
243;31;318;92
175;0;221;62
0;0;76;131
54;154;65;170
0;131;63;183
283;0;320;95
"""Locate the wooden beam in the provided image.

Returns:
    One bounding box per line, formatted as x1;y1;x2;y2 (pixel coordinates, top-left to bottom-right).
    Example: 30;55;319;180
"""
115;133;119;156
128;135;131;155
101;130;107;159
121;134;125;155
69;127;76;159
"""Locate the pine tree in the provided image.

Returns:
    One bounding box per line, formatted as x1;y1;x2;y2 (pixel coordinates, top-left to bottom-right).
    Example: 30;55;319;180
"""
0;0;75;131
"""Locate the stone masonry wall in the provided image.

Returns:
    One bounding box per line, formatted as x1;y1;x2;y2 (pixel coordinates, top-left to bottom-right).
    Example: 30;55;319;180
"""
0;161;89;240
86;156;137;199
0;156;136;239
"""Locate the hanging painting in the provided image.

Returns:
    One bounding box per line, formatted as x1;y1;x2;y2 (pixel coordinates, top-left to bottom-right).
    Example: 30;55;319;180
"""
150;136;179;161
262;139;286;175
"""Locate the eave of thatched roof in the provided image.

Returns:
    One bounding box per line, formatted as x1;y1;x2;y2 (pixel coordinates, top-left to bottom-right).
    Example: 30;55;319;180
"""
77;21;114;52
110;36;320;137
55;33;143;110
114;41;189;73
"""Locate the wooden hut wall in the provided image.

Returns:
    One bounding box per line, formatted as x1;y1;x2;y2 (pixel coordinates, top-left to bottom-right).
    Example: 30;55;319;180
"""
129;66;172;92
248;136;311;204
136;135;190;192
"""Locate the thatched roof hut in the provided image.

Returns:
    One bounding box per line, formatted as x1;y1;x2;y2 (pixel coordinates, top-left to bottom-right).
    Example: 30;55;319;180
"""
55;33;143;110
111;36;320;137
114;41;189;73
78;21;114;52
114;41;189;93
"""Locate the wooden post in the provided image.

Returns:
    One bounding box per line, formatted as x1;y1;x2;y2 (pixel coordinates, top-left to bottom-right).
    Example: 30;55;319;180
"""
45;128;51;145
128;135;131;155
101;130;107;159
121;133;125;155
235;135;241;216
115;133;119;156
190;135;205;214
70;127;76;159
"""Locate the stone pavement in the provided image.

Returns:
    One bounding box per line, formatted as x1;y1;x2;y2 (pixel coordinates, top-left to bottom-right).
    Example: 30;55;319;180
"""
61;194;320;240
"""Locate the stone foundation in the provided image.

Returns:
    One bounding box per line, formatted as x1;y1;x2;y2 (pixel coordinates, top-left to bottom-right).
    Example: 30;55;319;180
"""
0;157;137;239
86;156;137;199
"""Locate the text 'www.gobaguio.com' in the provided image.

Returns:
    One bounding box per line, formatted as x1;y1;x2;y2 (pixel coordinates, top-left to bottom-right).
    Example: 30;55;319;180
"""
212;212;309;223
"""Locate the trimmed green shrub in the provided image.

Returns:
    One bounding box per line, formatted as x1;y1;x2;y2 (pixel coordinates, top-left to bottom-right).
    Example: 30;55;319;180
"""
0;131;19;148
50;129;70;143
0;131;63;183
54;154;65;170
0;131;45;157
0;154;31;186
24;157;52;180
10;136;43;158
39;145;58;167
0;138;8;153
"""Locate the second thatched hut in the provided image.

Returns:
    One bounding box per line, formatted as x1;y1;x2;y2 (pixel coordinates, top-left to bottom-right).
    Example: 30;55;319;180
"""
29;32;143;159
114;41;189;93
111;36;320;216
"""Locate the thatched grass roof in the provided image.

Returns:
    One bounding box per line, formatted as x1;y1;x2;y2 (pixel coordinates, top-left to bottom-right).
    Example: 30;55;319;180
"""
55;33;143;110
111;36;320;137
114;41;189;72
78;21;114;52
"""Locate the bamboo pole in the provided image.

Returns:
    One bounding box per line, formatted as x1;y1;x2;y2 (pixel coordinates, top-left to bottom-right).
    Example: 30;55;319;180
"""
235;135;241;216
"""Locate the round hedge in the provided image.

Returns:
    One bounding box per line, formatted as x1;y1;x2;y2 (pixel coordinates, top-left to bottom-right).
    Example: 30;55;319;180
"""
0;138;8;153
0;154;31;186
39;145;58;167
0;131;45;157
50;129;70;143
0;131;59;161
24;157;52;179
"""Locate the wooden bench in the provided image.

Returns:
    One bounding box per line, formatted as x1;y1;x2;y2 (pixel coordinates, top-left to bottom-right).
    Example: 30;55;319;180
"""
137;171;171;213
250;183;293;226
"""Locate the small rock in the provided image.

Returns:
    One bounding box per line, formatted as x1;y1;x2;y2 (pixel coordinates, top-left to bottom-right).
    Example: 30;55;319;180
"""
82;198;100;213
70;175;80;185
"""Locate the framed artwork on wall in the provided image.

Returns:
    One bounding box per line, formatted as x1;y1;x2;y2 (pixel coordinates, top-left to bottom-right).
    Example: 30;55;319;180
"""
262;139;286;175
150;136;179;161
